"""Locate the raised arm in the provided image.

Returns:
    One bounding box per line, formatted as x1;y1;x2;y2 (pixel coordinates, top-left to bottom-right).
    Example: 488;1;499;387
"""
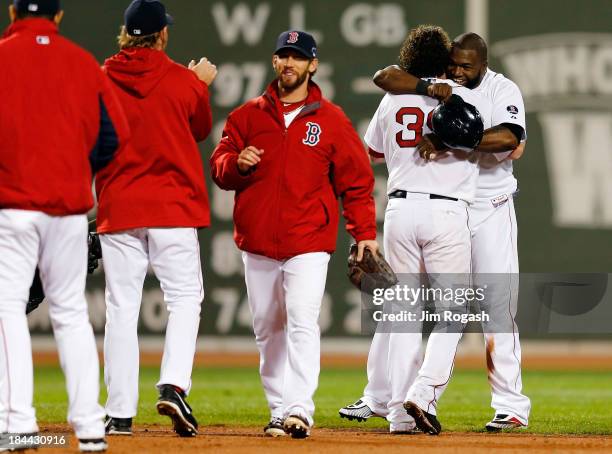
373;65;452;102
189;57;217;142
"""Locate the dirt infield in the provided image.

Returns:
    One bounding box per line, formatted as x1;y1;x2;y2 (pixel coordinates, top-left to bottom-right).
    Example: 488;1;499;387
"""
37;425;612;453
30;352;612;452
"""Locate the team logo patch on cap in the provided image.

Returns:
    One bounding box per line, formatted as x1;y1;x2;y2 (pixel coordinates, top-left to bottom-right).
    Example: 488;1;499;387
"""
507;105;519;114
287;31;299;44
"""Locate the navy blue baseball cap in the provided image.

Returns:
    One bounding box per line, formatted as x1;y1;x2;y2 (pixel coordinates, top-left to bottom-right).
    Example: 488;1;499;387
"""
124;0;173;37
274;30;317;59
14;0;60;15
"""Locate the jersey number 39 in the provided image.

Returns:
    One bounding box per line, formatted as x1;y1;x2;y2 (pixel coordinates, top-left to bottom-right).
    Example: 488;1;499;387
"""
395;107;432;148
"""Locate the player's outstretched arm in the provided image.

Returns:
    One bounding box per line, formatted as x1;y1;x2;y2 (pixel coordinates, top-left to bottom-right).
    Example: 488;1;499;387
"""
373;65;452;102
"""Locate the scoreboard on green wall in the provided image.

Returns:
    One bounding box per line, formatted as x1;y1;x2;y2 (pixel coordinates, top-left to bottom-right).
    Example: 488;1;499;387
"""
10;0;611;337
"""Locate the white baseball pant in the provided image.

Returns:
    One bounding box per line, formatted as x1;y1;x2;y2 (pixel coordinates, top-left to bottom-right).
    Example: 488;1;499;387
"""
469;194;530;424
0;209;104;439
101;228;204;418
242;251;330;427
363;195;472;422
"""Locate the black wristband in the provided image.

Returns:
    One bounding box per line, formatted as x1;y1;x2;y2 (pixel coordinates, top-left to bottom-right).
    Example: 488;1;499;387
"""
415;79;431;96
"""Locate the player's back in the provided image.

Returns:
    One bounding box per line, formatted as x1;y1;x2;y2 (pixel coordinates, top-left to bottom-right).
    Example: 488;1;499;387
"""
0;18;106;215
365;79;492;202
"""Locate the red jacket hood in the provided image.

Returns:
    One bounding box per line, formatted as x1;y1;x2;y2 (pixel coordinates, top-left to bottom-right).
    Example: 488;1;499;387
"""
104;47;172;98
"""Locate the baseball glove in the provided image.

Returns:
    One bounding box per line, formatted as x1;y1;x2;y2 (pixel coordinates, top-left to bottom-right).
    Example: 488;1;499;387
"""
26;268;45;315
26;232;102;315
87;232;102;274
347;244;398;295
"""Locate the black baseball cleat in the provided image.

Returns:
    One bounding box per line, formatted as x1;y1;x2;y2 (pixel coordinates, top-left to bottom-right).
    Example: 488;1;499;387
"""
263;417;286;437
105;416;132;435
156;385;199;437
283;415;311;439
403;401;442;435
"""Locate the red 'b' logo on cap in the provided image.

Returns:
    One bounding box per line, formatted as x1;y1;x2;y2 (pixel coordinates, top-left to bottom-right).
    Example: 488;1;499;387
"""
287;31;299;44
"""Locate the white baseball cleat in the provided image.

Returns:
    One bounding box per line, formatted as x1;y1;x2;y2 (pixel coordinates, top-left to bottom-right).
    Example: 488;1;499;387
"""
338;399;378;422
485;414;527;432
78;438;108;452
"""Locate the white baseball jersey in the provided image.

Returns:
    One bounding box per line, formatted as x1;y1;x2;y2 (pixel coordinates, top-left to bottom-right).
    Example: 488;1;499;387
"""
472;69;526;198
364;79;492;202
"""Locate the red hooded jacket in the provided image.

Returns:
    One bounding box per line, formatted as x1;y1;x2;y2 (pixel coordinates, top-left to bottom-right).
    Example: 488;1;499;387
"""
0;19;128;215
210;81;376;260
95;47;212;233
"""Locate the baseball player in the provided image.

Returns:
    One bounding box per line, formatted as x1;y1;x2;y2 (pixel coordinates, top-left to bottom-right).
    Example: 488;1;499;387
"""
447;33;529;431
95;0;217;438
341;25;492;434
0;0;129;452
342;32;530;432
210;30;378;439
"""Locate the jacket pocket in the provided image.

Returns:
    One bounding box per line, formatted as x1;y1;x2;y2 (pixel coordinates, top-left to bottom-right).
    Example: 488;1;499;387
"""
318;198;330;228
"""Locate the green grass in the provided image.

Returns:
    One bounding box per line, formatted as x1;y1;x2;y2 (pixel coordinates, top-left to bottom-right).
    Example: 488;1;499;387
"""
33;366;612;435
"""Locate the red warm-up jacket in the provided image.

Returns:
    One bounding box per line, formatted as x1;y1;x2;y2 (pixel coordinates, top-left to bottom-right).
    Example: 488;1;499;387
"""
0;19;129;215
210;81;376;260
95;47;212;233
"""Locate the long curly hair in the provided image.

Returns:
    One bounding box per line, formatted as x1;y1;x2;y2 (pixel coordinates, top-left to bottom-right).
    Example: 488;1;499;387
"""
117;26;162;50
398;25;451;78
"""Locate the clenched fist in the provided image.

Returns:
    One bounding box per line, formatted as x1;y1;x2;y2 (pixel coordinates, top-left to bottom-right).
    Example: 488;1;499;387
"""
417;133;449;161
189;57;217;86
427;83;453;102
237;146;264;174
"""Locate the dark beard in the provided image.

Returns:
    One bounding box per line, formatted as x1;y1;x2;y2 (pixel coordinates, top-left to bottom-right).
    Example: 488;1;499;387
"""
463;76;480;89
278;69;309;91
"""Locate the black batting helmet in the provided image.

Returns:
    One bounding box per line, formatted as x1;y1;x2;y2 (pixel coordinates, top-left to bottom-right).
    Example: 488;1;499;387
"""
431;94;484;151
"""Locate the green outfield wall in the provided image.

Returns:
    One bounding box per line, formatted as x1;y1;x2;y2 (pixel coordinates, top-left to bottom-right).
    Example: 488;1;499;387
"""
6;1;610;336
